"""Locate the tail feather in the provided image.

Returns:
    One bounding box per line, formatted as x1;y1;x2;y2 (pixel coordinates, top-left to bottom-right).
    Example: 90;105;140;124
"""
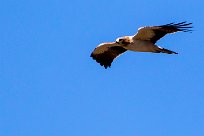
155;47;178;54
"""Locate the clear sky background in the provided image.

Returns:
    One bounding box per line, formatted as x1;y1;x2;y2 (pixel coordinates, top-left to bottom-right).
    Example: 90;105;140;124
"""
1;0;204;136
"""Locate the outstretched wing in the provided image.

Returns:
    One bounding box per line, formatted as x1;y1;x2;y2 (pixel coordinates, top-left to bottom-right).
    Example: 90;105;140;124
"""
90;42;127;68
133;21;193;44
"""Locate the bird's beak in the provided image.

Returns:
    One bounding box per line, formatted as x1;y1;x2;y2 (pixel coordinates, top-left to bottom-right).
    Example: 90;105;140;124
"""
116;38;120;44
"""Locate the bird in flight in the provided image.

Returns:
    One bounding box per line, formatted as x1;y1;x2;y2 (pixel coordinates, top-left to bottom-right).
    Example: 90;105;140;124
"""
90;21;193;69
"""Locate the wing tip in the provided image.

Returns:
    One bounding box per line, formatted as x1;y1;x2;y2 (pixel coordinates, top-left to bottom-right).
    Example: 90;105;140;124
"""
164;21;193;32
90;53;112;69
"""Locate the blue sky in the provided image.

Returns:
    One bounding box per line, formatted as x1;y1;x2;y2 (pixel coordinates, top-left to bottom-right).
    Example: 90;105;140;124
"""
1;0;204;136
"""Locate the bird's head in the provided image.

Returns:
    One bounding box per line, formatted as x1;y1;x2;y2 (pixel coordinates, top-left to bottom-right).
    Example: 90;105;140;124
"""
116;37;124;44
116;36;132;45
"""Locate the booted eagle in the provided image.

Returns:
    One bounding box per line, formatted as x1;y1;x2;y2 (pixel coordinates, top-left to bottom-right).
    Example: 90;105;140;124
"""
90;22;192;68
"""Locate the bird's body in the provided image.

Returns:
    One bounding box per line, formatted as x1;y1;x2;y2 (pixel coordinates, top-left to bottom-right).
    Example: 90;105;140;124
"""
119;38;177;54
123;39;157;52
91;22;192;68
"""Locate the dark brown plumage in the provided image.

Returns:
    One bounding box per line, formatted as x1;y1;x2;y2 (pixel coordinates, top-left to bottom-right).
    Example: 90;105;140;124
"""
91;46;126;68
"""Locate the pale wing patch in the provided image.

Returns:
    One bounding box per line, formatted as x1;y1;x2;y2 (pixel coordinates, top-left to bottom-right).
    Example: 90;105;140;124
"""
133;22;192;44
91;42;115;55
133;26;158;41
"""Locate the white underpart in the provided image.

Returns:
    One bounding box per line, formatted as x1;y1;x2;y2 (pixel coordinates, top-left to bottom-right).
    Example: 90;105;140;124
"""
125;39;159;52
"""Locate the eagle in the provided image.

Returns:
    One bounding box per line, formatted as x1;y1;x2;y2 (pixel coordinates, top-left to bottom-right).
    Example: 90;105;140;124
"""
90;22;192;68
